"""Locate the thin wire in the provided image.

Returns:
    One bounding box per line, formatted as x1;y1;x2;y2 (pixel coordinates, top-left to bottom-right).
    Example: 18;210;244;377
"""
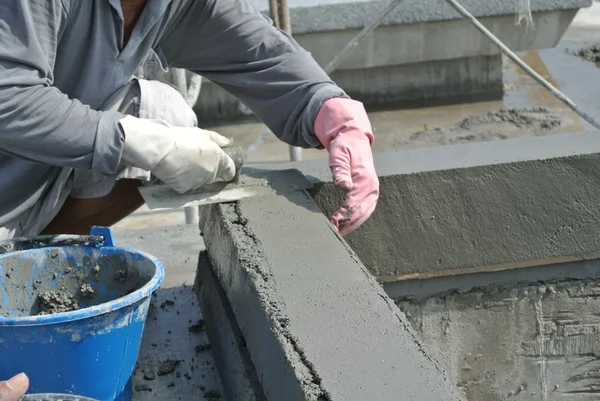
446;0;600;130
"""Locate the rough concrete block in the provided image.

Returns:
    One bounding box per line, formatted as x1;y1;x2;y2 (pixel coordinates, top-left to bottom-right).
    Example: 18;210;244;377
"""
195;251;267;401
198;169;465;400
251;131;600;281
393;259;600;400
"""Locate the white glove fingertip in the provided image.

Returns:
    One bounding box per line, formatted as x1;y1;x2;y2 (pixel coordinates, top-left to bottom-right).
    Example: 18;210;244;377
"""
204;130;233;147
219;155;237;182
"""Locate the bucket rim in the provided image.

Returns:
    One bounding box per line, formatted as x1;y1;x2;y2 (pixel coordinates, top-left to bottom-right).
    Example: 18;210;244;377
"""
0;246;164;326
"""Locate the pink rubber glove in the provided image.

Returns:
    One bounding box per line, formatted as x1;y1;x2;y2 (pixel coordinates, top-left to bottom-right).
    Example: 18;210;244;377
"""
314;98;379;235
0;373;29;401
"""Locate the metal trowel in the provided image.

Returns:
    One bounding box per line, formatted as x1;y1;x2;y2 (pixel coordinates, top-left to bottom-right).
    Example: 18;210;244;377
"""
138;146;313;210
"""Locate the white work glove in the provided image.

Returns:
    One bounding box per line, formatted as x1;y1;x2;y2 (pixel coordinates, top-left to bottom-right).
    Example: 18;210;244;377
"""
119;115;236;194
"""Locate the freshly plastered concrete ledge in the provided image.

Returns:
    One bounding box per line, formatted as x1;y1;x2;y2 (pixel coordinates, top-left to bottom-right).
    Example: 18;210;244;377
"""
197;169;465;400
249;131;600;281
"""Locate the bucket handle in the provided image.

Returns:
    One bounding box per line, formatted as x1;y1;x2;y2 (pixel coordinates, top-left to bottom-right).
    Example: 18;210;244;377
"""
0;226;115;255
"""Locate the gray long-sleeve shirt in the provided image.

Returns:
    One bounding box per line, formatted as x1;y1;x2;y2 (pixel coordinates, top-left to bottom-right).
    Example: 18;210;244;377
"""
0;0;346;225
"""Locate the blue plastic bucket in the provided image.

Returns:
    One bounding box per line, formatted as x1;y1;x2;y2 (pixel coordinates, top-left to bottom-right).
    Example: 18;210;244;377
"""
0;227;164;401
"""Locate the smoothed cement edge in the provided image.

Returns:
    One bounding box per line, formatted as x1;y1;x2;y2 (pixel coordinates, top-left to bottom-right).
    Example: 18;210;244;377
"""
199;203;329;401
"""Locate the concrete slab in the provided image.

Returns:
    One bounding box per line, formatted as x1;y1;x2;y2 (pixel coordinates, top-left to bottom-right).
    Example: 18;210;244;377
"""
198;173;465;400
112;225;226;401
250;130;600;281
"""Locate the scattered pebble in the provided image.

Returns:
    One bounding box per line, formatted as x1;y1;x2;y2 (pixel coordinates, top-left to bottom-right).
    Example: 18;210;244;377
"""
135;384;152;392
143;371;156;381
203;390;221;399
167;382;175;388
195;343;211;354
160;299;175;309
188;320;204;332
157;359;181;376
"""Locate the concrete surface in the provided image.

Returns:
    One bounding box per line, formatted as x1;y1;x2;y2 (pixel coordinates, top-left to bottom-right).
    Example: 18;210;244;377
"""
195;251;267;401
198;175;465;400
257;131;600;280
112;226;226;401
393;258;600;400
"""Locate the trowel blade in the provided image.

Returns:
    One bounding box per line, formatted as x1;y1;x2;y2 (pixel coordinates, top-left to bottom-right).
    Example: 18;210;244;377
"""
138;169;313;210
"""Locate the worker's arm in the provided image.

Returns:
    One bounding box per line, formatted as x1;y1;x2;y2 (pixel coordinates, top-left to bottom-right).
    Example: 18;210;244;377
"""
161;0;379;235
0;1;124;175
160;0;348;149
0;1;234;193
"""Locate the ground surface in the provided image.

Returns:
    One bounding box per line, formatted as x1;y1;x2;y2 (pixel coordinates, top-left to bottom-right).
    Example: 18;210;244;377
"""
112;226;226;401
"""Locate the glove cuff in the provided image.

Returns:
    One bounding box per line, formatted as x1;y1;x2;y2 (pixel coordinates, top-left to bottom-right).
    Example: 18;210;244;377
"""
313;98;375;150
119;115;173;170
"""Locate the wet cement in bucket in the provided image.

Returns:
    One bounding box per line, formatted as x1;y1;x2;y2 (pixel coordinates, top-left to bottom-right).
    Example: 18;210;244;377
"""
0;249;151;317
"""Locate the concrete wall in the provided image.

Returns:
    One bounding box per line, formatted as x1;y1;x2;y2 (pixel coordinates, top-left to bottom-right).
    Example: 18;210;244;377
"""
392;261;600;400
194;0;588;121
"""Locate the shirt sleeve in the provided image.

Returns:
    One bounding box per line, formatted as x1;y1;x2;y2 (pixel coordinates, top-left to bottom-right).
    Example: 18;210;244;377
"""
160;0;349;149
0;0;124;175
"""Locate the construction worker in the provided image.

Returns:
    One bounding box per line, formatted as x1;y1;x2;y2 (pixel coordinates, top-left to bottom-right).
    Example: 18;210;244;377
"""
0;373;28;401
0;0;379;240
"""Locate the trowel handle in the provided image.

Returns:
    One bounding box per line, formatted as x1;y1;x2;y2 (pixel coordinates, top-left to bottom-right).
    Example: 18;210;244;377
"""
222;145;244;183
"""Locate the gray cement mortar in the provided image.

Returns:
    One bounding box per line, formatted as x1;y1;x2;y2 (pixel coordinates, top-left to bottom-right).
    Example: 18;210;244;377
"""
257;131;600;280
195;251;267;401
397;108;562;147
199;177;465;400
0;249;147;317
566;42;600;63
393;264;600;400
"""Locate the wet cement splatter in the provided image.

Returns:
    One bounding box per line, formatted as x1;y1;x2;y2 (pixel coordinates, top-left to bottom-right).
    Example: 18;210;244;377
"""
1;251;148;317
80;283;96;299
400;108;562;148
37;291;79;315
157;359;181;376
567;43;600;63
